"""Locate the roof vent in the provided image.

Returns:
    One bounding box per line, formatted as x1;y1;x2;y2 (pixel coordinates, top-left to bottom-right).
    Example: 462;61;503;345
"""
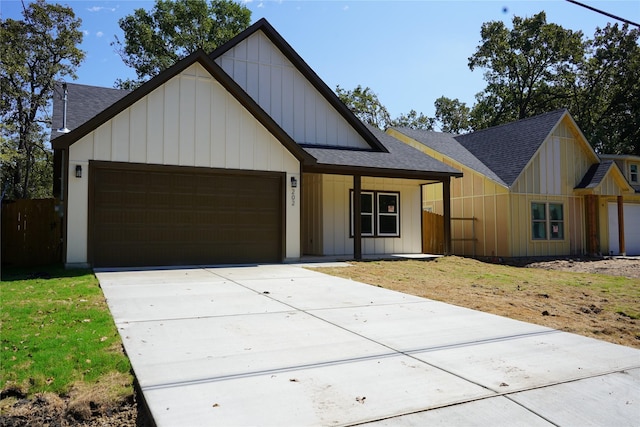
57;82;70;133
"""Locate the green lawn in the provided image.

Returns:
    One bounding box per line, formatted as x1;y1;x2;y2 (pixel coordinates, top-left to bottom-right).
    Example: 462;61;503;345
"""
1;266;132;398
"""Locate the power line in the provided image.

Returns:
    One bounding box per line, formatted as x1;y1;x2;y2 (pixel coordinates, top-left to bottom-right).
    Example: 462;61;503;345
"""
566;0;640;28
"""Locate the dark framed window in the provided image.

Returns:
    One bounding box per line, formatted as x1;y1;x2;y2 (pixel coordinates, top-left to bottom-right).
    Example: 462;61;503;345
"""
350;190;400;237
377;192;399;236
532;202;564;240
630;164;638;183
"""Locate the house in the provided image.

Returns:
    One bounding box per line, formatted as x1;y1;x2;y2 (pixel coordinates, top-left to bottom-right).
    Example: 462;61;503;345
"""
389;110;640;257
51;18;462;268
597;154;640;255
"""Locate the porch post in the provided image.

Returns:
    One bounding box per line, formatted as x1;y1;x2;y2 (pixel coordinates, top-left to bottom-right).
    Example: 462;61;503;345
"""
442;176;452;256
584;195;599;255
353;175;362;260
617;195;625;256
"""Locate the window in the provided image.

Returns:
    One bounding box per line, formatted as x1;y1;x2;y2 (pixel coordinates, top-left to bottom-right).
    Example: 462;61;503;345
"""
630;164;638;183
531;202;564;240
351;190;400;237
377;193;399;235
355;192;374;237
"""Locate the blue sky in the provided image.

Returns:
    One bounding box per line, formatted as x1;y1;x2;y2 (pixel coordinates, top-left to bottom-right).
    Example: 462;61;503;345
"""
2;0;639;118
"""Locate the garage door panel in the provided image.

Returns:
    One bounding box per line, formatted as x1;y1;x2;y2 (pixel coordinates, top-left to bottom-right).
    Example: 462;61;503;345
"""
90;163;284;267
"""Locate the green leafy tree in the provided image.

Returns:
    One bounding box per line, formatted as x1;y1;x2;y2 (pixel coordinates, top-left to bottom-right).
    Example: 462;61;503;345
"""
434;96;471;133
1;0;84;199
468;12;584;129
390;110;435;131
336;85;392;129
573;23;640;155
113;0;251;89
336;85;435;130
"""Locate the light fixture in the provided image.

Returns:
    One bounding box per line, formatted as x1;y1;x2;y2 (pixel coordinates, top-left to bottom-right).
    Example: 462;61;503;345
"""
75;165;82;178
290;176;298;188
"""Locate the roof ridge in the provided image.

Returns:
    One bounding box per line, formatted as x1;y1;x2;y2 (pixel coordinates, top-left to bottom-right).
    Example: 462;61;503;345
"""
458;108;567;138
61;81;130;92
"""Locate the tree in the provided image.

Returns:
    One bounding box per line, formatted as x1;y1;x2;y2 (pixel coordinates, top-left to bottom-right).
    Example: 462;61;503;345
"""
1;0;84;199
468;12;584;129
390;110;435;131
336;85;435;130
336;85;392;129
433;96;471;133
112;0;251;89
573;24;640;155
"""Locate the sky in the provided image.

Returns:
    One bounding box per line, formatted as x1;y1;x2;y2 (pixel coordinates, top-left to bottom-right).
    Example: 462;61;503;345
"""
2;0;639;119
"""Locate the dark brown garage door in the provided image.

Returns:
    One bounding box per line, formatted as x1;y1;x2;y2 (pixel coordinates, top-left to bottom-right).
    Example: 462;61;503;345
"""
90;162;284;268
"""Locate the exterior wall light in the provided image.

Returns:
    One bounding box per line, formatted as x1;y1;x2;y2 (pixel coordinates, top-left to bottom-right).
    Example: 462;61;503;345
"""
75;165;82;178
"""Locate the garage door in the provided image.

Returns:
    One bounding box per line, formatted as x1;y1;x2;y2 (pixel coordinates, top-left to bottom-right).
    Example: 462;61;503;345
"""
608;203;640;256
90;163;284;267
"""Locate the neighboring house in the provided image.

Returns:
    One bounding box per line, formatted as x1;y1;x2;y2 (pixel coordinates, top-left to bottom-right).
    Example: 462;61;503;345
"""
599;154;640;193
389;110;640;257
598;154;640;255
50;18;461;268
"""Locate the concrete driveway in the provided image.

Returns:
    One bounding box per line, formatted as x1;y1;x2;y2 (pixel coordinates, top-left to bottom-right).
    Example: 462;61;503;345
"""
96;264;640;426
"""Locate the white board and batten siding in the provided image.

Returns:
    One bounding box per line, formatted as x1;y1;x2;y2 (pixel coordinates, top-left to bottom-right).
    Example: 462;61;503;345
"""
66;63;301;265
215;31;370;149
318;175;422;256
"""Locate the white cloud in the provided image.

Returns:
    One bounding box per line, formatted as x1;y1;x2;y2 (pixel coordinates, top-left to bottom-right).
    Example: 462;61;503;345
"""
83;30;90;36
257;2;264;8
87;6;116;13
96;31;104;38
343;5;349;11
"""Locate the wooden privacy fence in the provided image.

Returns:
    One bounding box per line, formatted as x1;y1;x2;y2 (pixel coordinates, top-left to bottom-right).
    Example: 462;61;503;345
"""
422;210;444;255
1;199;62;266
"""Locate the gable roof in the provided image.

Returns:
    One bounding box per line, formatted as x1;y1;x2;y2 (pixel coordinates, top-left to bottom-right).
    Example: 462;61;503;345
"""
575;160;635;193
209;18;388;153
575;161;615;190
393;109;583;188
391;128;505;185
304;125;462;179
51;83;129;140
51;49;315;164
453;109;568;187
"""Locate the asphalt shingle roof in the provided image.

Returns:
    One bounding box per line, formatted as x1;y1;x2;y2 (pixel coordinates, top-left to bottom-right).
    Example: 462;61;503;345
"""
392;128;504;185
51;82;130;140
575;160;615;189
303;125;462;177
454;109;567;186
393;109;568;187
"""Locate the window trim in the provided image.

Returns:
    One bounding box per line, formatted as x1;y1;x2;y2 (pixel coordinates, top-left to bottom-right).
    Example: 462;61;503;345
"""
531;202;564;241
350;190;400;238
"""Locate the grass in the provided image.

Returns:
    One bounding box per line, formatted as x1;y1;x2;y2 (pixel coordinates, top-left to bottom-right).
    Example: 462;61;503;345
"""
0;265;132;399
313;256;640;348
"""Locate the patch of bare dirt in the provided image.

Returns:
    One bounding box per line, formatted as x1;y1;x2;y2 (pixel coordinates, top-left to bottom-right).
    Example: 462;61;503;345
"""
519;256;640;279
0;393;142;427
0;376;145;427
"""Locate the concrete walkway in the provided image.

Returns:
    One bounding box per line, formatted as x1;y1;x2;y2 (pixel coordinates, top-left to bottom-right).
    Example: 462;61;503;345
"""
96;264;640;426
